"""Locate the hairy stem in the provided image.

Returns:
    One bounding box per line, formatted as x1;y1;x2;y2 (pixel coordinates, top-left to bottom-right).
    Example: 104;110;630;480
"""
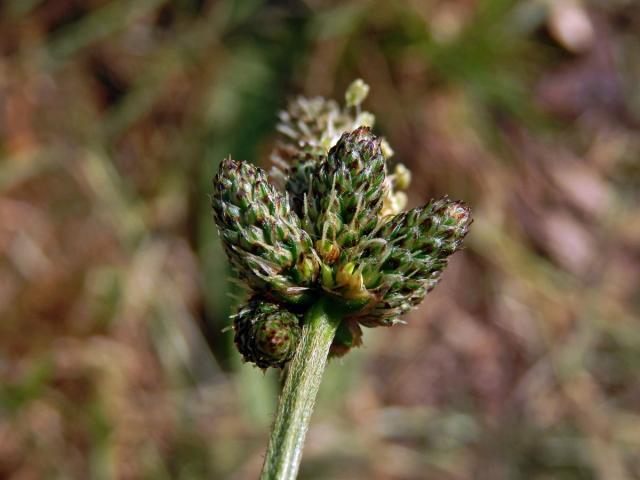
260;298;341;480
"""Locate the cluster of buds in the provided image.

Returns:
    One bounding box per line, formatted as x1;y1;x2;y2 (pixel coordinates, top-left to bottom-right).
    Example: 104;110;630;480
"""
212;80;472;368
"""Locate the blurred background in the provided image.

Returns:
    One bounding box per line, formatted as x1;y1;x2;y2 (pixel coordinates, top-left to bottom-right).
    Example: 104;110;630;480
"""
1;0;639;478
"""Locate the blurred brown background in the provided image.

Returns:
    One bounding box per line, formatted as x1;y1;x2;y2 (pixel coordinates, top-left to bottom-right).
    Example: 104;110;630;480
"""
1;0;639;479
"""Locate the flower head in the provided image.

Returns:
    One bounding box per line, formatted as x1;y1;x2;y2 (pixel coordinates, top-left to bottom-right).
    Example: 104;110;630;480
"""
305;127;387;258
212;157;319;305
353;198;472;326
212;80;472;365
233;300;302;369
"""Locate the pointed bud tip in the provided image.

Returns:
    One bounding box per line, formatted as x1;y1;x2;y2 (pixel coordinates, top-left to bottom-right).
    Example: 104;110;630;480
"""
219;156;238;171
349;125;374;140
445;201;472;225
217;157;261;178
332;126;383;159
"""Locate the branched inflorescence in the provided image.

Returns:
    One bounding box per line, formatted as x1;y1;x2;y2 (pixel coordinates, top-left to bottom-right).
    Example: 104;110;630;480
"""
212;80;472;368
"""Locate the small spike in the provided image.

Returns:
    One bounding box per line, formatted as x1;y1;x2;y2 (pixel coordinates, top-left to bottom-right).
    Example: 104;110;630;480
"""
232;300;301;369
212;158;319;305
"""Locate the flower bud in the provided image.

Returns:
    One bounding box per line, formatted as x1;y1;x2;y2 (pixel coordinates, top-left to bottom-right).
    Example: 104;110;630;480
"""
352;197;472;326
233;300;301;369
305;127;387;249
212;157;319;305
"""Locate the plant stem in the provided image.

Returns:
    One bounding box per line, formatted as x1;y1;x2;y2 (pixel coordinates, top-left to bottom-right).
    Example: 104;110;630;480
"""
260;298;341;480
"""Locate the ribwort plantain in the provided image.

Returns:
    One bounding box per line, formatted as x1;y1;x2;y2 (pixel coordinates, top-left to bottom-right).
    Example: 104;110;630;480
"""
210;80;472;480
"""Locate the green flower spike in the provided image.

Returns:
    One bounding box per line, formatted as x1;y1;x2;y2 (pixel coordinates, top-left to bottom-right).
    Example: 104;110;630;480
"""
270;96;355;205
305;126;387;259
212;157;319;305
270;79;380;218
355;197;472;326
233;300;302;369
